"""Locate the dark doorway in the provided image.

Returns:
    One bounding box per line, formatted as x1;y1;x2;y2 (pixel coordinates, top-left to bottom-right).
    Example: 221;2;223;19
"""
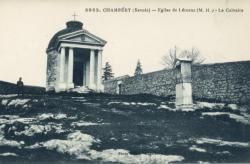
72;49;90;87
118;84;122;94
73;61;83;86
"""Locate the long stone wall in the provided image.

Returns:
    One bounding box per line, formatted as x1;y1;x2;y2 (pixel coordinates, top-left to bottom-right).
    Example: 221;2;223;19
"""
192;61;250;103
103;61;250;104
104;69;176;97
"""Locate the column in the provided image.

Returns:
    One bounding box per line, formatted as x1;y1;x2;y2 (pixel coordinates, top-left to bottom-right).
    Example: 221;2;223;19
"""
59;47;65;83
85;59;90;86
56;47;66;92
175;59;193;110
67;48;74;89
89;49;95;90
97;50;103;91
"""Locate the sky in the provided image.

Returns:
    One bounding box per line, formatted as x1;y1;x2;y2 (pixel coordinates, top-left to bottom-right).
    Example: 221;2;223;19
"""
0;0;250;87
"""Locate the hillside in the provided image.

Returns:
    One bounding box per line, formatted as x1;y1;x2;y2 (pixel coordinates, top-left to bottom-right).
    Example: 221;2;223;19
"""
0;93;250;163
0;80;45;95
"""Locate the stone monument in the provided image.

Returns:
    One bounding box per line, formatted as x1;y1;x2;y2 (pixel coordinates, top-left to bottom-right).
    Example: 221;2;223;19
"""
175;58;193;110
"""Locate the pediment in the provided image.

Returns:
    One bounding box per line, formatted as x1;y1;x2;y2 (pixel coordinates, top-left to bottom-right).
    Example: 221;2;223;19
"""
67;35;100;43
58;30;106;46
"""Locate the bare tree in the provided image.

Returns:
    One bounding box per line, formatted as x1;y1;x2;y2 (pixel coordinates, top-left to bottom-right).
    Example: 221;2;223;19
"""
179;47;205;64
161;46;205;69
161;46;179;69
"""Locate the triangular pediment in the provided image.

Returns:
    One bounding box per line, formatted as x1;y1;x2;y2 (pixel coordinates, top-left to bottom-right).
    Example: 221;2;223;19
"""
58;30;106;46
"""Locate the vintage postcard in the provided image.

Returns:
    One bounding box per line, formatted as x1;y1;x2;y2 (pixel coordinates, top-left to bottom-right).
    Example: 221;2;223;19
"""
0;0;249;163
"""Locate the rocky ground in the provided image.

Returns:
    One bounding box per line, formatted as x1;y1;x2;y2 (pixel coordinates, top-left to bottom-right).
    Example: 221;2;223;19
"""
0;93;250;163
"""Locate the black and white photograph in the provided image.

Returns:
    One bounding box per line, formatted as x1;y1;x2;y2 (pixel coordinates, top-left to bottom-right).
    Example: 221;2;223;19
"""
0;0;250;163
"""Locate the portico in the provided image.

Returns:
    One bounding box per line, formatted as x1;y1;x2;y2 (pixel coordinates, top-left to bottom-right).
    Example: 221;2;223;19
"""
46;20;106;92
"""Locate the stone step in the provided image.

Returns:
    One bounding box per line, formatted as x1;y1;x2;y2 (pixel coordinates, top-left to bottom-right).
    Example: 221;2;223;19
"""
69;86;91;93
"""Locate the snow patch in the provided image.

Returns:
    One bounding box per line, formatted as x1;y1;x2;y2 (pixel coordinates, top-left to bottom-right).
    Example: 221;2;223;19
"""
33;99;39;102
38;113;67;120
88;149;184;164
158;105;195;112
0;125;24;148
196;138;249;147
72;97;87;102
0;115;19;119
14;124;64;136
196;102;225;109
227;104;238;110
189;145;206;153
202;112;250;124
1;99;9;106
122;102;130;105
0;116;36;124
108;101;156;106
216;151;231;155
0;152;18;156
157;105;177;111
137;102;156;106
55;113;67;119
27;131;96;159
0;139;23;148
7;99;30;107
197;161;209;164
71;121;101;127
26;131;183;163
0;94;17;98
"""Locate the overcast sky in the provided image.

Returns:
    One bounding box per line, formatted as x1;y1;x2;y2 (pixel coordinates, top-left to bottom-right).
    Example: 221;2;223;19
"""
0;0;250;86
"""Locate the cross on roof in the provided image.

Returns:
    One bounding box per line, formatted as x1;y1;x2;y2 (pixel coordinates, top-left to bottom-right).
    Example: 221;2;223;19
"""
72;13;78;21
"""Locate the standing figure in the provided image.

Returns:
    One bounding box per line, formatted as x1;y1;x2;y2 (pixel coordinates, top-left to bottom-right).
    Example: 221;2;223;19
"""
17;77;24;96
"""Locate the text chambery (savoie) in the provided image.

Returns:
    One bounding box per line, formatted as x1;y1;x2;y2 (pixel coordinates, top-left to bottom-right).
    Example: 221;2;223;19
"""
84;7;244;13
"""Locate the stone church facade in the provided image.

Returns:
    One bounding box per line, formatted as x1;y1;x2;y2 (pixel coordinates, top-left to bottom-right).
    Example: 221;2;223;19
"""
46;20;106;92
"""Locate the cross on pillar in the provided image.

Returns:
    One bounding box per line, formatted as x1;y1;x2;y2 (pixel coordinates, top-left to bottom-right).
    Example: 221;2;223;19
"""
72;13;78;21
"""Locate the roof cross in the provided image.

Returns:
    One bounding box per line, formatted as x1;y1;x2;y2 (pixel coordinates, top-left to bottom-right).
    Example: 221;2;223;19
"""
72;13;78;21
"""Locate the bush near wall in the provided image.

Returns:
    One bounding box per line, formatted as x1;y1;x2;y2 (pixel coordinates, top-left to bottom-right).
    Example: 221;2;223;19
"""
104;61;250;104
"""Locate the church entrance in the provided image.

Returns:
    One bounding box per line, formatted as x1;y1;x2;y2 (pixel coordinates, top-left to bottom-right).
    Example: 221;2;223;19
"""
72;49;90;87
73;59;84;86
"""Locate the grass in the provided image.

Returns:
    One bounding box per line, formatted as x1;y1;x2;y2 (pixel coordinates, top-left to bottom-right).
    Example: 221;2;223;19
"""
0;93;250;163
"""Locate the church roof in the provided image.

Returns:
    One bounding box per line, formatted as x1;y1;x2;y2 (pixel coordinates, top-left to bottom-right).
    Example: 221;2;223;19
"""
47;20;106;52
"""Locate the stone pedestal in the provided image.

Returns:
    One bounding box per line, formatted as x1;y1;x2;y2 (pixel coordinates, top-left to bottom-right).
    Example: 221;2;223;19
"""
176;83;193;109
55;83;67;92
175;58;193;110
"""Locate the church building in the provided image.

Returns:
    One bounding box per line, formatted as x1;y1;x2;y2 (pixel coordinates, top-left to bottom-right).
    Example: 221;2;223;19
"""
46;20;106;92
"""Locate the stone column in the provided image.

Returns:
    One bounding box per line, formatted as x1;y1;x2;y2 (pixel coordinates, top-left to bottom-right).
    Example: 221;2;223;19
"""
89;49;96;90
175;58;193;110
97;50;103;92
67;48;74;89
85;59;90;86
57;47;66;92
59;47;65;83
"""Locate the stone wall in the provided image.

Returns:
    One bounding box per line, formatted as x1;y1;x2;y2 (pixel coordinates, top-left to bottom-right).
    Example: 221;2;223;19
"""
104;69;176;97
192;61;250;104
103;61;250;104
